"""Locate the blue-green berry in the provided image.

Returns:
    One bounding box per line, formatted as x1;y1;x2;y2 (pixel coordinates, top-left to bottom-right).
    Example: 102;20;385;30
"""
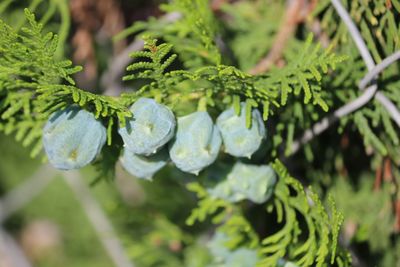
228;162;277;203
118;98;176;155
207;179;244;203
224;248;259;267
43;106;106;170
216;102;266;158
120;148;168;180
208;162;277;204
207;231;231;262
169;111;222;175
277;259;299;267
207;231;259;267
284;262;299;267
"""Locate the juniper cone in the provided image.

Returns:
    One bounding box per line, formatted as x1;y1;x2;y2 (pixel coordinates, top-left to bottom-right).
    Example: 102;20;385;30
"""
207;232;232;261
207;231;259;267
43;106;106;170
228;162;276;203
217;102;266;158
208;162;277;204
169;111;222;175
284;262;299;267
120;148;169;180
224;248;259;267
207;178;240;203
119;97;176;155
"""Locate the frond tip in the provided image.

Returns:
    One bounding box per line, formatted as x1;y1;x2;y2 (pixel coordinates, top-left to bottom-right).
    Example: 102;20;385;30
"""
123;36;178;81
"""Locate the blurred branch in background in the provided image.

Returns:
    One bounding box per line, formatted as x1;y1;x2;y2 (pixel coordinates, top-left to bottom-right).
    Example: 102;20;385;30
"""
70;0;126;84
290;51;400;154
0;165;56;223
0;164;134;267
329;0;400;127
0;226;32;267
63;171;134;267
249;0;311;74
0;166;54;267
290;0;400;155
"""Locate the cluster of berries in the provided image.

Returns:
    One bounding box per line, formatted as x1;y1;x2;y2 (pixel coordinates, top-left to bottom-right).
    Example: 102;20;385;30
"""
43;98;276;203
43;97;266;177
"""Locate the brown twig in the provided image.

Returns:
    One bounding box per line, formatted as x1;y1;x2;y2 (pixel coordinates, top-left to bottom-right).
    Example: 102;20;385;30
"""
383;157;393;182
0;165;56;223
374;163;383;191
249;0;309;74
308;19;330;48
70;0;126;82
395;199;400;232
211;0;228;11
386;0;392;9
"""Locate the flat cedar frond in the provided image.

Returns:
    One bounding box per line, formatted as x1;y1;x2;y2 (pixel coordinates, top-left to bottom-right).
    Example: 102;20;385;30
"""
124;37;177;81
